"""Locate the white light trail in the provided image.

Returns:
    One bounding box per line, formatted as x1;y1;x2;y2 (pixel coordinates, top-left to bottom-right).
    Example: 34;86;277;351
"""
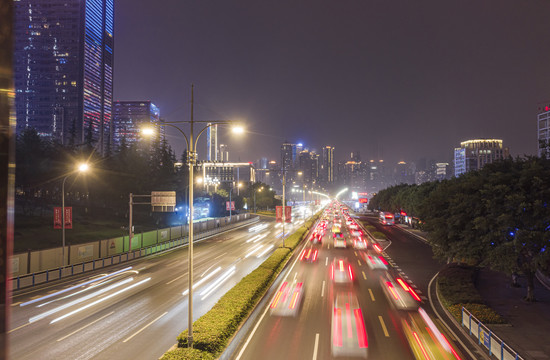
245;244;264;258
50;277;151;324
29;277;134;323
200;267;236;300
20;266;133;307
256;245;274;258
182;267;222;296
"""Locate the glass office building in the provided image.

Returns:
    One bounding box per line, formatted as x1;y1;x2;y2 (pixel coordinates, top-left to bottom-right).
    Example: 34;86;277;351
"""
14;0;114;154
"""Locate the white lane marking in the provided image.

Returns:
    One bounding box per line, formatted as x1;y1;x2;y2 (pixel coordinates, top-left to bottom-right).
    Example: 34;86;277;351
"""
235;237;307;360
166;272;188;285
294;272;298;281
214;252;227;260
57;311;114;341
312;333;320;360
325;257;328;266
378;315;390;337
321;281;325;297
123;312;168;343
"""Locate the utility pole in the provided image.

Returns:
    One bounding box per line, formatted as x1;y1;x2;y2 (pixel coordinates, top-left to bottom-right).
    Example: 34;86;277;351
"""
188;84;195;348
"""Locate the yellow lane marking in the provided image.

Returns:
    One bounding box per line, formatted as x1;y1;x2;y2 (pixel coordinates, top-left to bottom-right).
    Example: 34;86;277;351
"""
378;316;390;337
368;289;375;301
362;271;367;280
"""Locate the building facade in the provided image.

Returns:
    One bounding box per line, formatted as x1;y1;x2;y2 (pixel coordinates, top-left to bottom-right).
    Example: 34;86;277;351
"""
112;101;161;148
15;0;114;154
538;107;550;157
320;146;334;184
454;139;509;177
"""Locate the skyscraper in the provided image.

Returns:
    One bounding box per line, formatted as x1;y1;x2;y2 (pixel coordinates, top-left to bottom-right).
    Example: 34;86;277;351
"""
538;106;550;157
207;123;218;161
321;146;334;184
112;101;161;148
454;139;509;177
14;0;114;154
281;142;294;171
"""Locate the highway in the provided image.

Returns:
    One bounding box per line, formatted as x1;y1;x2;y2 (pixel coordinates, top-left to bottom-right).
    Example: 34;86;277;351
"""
226;204;469;360
8;212;314;360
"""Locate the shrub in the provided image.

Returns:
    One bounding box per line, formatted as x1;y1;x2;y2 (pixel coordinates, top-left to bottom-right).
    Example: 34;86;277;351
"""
371;231;387;240
161;348;214;360
437;263;506;325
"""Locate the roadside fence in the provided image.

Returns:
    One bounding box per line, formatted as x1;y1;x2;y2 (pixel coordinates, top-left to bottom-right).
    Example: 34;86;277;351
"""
461;307;524;360
11;214;258;290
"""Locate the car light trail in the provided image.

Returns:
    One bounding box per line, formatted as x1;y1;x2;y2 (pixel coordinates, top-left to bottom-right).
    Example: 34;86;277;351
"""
182;266;222;296
200;266;236;300
29;277;134;323
245;244;264;258
248;223;268;232
354;309;368;348
419;307;451;352
20;266;133;307
256;244;274;258
50;277;151;324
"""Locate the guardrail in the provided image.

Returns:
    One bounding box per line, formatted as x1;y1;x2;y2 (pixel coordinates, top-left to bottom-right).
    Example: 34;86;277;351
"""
461;307;524;360
11;216;259;291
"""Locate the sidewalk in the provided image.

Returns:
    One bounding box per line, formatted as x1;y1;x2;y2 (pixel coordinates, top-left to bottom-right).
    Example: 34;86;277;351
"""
395;223;550;360
476;268;550;360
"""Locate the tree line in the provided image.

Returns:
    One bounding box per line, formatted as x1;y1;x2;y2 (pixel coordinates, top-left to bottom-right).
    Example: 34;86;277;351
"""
368;156;550;301
15;128;278;228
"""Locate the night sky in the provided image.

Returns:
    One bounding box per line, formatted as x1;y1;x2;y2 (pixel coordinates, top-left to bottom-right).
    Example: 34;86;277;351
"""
114;0;550;165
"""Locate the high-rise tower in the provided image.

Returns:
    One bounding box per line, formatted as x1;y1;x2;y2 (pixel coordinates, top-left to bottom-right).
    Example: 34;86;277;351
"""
15;0;114;154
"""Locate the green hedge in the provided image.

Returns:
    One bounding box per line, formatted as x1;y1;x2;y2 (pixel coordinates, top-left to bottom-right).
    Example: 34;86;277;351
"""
161;348;214;360
437;264;506;324
371;231;387;240
170;211;321;359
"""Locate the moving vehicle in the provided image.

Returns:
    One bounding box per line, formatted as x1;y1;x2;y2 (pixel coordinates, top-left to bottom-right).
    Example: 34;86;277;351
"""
331;291;368;358
270;280;304;317
300;247;319;262
379;211;395;225
380;273;420;310
331;258;354;284
362;251;388;270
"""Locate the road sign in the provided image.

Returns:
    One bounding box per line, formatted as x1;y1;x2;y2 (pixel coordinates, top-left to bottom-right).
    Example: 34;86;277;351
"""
151;191;176;212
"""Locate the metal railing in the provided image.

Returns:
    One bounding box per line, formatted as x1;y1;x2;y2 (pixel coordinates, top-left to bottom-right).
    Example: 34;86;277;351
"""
12;216;259;291
461;307;524;360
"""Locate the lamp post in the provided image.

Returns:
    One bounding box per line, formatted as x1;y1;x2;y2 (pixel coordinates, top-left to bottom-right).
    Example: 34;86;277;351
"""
141;85;243;348
62;163;89;267
254;186;263;213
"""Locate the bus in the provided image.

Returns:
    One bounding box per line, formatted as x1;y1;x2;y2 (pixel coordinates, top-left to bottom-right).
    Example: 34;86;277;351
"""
379;212;395;225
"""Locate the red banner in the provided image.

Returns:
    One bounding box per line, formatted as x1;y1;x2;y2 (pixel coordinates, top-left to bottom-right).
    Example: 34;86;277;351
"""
226;201;235;211
65;207;73;229
54;207;73;229
54;207;62;229
277;206;292;222
359;198;368;203
285;206;292;223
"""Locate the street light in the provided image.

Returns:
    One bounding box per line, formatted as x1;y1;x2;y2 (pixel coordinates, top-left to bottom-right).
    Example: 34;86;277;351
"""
62;162;89;267
141;84;244;348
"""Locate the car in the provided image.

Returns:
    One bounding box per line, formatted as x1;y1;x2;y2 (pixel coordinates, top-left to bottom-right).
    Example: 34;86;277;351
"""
331;258;354;283
350;230;362;238
353;238;368;250
331;291;368;358
310;231;323;244
379;273;421;310
362;251;388;270
300;247;319;262
270;280;304;317
334;237;346;248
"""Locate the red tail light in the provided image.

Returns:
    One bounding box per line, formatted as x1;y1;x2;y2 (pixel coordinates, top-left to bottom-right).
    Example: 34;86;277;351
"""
379;256;388;265
333;307;342;347
409;287;421;301
348;265;354;280
354;308;368;348
396;278;409;291
312;249;318;261
373;244;382;252
300;249;306;260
